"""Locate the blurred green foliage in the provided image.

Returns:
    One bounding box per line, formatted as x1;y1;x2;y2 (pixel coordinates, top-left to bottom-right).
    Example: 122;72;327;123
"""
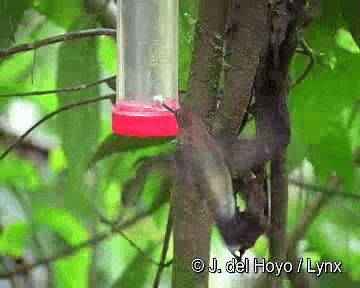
0;0;359;287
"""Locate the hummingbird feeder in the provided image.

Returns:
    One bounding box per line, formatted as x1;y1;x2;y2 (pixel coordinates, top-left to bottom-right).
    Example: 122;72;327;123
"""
112;0;179;137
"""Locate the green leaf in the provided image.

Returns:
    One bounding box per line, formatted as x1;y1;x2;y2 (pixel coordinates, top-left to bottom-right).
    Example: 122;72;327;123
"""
0;0;30;48
336;28;360;54
112;242;159;288
34;207;89;244
121;171;148;207
341;0;360;48
320;273;360;288
307;124;355;191
290;24;360;145
0;222;30;257
49;146;67;172
253;236;268;259
34;207;90;288
98;37;116;74
0;151;39;190
32;0;82;29
0;13;62;112
56;17;101;218
291;61;358;143
307;219;360;279
90;134;175;165
94;145;173;221
286;132;307;172
122;154;174;207
316;0;342;35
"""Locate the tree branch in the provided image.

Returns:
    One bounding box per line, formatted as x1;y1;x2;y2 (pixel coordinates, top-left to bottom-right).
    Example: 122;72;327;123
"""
0;232;110;279
172;0;226;287
0;94;114;161
288;193;327;252
97;205;173;268
292;38;316;87
288;179;360;201
181;0;226;117
0;115;56;159
0;76;115;98
286;175;339;288
109;225;171;267
0;202;169;279
212;0;268;138
260;1;307;286
0;29;116;59
269;153;289;287
153;206;173;288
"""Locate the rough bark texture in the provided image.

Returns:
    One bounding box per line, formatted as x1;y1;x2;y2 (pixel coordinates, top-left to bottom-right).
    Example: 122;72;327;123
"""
172;150;211;288
172;0;226;287
212;0;268;138
181;0;226;118
257;1;307;287
171;0;309;287
269;154;289;287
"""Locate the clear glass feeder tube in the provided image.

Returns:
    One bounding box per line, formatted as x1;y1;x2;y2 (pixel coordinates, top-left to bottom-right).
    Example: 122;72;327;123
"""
112;0;179;137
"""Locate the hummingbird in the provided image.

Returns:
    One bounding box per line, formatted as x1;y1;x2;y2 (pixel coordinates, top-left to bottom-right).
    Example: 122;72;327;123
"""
163;104;267;259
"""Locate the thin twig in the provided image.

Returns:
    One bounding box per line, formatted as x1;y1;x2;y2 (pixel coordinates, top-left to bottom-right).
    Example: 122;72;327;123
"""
286;175;339;288
31;48;37;85
101;209;173;268
0;205;172;279
0;94;114;161
110;225;172;267
0;232;110;279
0;28;116;59
0;76;116;98
153;206;174;288
292;38;316;87
0;115;56;159
99;193;169;229
100;207;156;229
288;192;327;251
288;179;360;201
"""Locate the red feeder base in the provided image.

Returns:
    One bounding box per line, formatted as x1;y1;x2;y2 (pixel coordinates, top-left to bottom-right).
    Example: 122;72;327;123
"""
112;100;179;137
